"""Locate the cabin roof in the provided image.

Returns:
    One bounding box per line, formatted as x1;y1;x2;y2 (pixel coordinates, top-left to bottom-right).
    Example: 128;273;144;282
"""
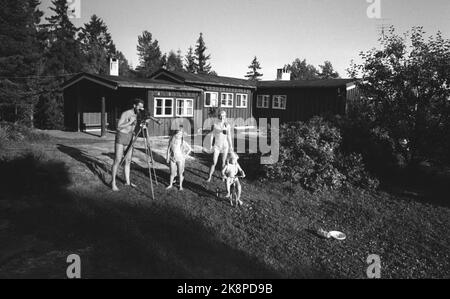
150;69;258;89
257;79;356;89
61;72;203;92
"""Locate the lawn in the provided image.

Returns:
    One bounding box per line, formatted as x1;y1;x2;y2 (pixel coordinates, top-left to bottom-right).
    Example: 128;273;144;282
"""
0;131;449;279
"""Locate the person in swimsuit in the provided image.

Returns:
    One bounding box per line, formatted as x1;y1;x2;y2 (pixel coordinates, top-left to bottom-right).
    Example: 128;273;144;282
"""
222;152;246;206
206;110;233;182
111;98;144;191
166;129;192;191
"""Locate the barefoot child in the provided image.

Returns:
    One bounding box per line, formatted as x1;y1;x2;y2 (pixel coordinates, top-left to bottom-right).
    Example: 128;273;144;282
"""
222;152;246;206
166;129;192;191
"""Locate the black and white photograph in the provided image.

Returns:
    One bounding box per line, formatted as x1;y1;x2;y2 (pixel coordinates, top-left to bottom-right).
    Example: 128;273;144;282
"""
0;0;449;283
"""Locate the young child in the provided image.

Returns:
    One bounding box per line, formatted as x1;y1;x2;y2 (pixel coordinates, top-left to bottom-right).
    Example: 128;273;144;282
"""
166;129;192;191
222;152;246;206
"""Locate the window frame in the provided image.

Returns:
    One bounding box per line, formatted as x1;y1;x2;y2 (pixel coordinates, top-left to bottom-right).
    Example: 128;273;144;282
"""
236;93;248;108
204;91;219;108
154;97;174;118
257;95;270;109
220;92;234;108
175;98;194;117
272;95;287;110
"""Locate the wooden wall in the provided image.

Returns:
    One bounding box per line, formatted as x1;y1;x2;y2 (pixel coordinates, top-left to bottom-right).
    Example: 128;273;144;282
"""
147;89;201;136
63;80;115;131
189;84;255;130
253;87;346;124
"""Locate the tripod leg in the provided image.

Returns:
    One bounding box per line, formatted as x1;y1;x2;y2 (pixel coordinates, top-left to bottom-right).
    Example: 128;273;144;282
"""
144;128;159;185
144;134;155;200
148;142;159;186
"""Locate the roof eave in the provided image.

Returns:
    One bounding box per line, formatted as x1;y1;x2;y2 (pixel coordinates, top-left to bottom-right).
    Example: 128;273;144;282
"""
185;80;257;90
61;73;118;90
117;83;202;92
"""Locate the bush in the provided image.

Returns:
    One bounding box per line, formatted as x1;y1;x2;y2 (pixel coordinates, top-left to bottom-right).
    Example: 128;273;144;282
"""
262;117;378;191
0;122;50;148
335;110;411;178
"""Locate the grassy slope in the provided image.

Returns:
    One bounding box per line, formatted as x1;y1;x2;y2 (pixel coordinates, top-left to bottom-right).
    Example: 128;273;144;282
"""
0;136;449;279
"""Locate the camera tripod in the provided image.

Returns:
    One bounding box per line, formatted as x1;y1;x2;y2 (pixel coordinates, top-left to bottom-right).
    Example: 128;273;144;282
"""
119;121;158;200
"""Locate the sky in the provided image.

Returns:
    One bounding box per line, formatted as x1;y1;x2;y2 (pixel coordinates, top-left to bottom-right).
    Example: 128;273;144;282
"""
38;0;450;80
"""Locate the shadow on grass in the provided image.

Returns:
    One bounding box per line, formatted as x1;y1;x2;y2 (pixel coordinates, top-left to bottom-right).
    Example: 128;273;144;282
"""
57;144;112;187
379;165;450;209
0;152;315;279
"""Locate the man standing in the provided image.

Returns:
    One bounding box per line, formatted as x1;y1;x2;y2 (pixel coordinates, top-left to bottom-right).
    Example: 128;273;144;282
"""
111;98;144;191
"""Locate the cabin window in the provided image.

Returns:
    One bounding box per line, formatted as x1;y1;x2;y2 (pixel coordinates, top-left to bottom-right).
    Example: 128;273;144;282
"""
204;92;219;107
236;94;248;108
176;98;194;117
221;93;234;108
257;95;270;108
272;95;287;110
154;98;174;117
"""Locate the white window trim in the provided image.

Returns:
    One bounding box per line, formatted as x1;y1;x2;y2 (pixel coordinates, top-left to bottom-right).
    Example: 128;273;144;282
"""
154;97;174;117
176;98;194;117
204;91;219;108
257;95;270;108
236;93;248;108
272;95;287;110
220;93;234;108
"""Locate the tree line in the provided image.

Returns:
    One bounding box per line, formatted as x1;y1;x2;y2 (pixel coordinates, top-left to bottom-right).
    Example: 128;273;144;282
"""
0;0;217;128
0;0;365;130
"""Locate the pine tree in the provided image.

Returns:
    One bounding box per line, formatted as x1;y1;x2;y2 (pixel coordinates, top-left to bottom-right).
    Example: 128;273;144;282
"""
245;56;263;81
184;46;196;73
78;15;116;75
194;33;212;74
165;50;184;71
36;0;83;129
0;0;43;126
136;30;164;77
43;0;83;75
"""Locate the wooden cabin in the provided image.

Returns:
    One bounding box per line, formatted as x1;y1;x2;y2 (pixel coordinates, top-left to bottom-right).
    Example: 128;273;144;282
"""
254;79;357;124
61;72;203;136
149;69;257;128
61;69;358;137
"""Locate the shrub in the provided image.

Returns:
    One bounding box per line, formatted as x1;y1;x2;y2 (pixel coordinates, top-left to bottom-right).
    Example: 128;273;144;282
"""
262;117;378;191
335;109;411;178
0;122;49;148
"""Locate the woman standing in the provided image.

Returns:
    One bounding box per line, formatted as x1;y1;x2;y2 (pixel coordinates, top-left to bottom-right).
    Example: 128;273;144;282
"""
206;110;233;182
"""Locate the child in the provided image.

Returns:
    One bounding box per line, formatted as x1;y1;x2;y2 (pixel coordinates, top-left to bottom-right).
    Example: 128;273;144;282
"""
166;129;192;191
222;152;246;206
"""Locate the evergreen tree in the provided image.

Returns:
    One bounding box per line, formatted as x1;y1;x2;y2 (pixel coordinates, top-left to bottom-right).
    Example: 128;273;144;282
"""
78;15;116;75
36;0;83;129
0;0;43;126
184;46;196;73
194;33;212;74
136;30;163;77
165;50;184;71
42;0;83;75
318;61;340;79
245;56;263;81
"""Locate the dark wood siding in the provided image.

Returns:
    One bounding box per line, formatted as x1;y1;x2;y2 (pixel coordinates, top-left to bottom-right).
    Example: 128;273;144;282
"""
254;86;347;124
147;89;201;136
185;84;255;130
63;80;116;131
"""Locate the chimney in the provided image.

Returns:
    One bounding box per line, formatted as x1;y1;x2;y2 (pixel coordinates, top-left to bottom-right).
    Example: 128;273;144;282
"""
276;67;291;81
109;57;119;76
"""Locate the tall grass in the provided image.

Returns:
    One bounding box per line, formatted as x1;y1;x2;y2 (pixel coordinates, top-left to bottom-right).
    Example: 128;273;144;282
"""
0;122;49;148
